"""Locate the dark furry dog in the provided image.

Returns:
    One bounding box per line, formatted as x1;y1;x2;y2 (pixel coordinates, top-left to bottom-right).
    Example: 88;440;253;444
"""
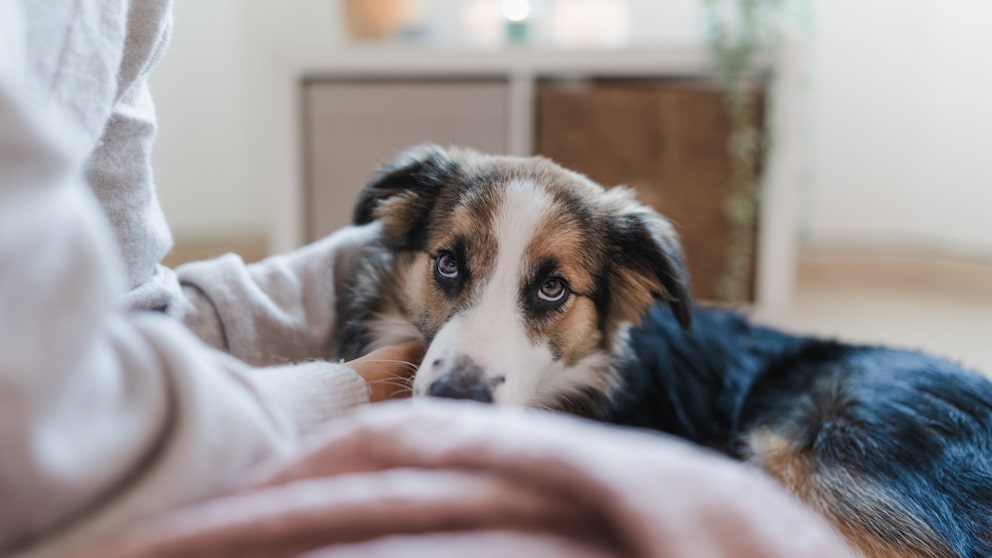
334;145;992;557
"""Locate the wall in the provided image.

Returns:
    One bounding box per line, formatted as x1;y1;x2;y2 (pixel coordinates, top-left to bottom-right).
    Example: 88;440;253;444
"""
805;0;992;257
150;0;343;245
150;0;258;241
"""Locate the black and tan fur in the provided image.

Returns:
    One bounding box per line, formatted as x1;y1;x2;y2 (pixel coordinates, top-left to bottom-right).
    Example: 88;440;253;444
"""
335;145;992;557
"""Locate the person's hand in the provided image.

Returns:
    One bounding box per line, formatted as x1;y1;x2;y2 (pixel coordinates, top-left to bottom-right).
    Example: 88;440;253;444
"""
346;340;426;403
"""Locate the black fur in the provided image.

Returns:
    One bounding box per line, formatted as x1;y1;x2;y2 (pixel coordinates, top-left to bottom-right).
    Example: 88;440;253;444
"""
607;211;692;330
353;144;460;251
610;303;992;557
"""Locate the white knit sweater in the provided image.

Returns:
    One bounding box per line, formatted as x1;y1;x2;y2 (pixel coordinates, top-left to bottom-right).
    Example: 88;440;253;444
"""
0;1;372;555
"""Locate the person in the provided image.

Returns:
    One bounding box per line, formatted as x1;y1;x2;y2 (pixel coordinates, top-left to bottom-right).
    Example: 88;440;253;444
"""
0;1;423;556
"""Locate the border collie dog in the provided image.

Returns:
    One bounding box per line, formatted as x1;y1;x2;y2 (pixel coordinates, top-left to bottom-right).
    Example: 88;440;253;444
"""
334;145;992;558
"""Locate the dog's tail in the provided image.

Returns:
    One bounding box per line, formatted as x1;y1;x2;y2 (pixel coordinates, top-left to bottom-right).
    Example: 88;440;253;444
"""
750;428;955;558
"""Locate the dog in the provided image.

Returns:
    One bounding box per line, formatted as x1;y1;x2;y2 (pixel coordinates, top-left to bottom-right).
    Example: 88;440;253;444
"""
333;144;992;558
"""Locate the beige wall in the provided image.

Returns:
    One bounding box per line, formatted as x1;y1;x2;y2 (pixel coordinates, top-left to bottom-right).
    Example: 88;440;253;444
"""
151;0;257;241
150;0;344;248
806;0;992;257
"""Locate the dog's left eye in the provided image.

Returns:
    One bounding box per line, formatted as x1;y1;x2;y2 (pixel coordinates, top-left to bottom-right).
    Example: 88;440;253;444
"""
435;251;459;279
538;277;568;302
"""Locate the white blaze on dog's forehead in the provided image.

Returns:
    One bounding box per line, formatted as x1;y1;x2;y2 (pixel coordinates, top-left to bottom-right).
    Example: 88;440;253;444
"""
464;178;553;340
475;178;553;335
493;178;555;281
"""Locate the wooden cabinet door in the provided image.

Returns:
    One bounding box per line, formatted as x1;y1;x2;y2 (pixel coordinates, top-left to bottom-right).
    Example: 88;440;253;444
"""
536;81;763;302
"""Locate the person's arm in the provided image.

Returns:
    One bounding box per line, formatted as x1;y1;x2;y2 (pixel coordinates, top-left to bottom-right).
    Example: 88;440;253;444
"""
0;93;376;558
0;4;396;555
174;223;381;368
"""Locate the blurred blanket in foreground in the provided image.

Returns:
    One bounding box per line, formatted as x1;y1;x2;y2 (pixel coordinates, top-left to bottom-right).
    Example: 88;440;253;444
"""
79;402;853;558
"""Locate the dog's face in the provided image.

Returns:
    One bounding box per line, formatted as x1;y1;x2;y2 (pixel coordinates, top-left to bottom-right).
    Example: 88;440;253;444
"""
355;145;691;410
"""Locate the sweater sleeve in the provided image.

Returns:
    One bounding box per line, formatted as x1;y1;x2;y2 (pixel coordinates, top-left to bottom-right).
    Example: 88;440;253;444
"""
0;4;368;556
174;223;381;368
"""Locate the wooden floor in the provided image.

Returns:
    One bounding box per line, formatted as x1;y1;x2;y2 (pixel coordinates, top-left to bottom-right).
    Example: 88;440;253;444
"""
761;249;992;375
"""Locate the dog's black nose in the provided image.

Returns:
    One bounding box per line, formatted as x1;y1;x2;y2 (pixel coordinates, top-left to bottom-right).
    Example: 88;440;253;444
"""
428;375;493;403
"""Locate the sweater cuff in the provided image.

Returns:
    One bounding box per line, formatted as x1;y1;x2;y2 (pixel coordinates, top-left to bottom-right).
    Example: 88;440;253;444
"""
249;361;370;438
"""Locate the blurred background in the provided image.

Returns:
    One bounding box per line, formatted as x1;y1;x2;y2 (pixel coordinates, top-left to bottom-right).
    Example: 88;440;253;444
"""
151;0;992;372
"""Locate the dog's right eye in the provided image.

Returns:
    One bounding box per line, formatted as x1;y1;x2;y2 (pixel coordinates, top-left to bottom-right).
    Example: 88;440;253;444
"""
435;251;459;280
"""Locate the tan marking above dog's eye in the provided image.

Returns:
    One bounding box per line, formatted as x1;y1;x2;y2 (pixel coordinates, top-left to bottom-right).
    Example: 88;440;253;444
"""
538;277;568;302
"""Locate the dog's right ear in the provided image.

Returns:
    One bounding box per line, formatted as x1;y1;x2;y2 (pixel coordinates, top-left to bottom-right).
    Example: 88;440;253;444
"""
353;144;458;250
603;188;693;331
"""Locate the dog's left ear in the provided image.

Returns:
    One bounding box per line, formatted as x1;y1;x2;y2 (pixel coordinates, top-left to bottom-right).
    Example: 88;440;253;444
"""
353;144;459;250
606;190;692;330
